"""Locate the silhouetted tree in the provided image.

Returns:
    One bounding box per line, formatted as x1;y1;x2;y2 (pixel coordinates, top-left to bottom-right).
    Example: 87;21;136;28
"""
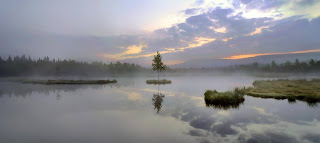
271;60;277;71
152;51;166;81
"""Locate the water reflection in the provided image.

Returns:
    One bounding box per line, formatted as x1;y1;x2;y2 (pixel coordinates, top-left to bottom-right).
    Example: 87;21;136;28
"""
160;95;320;143
56;93;61;101
204;99;244;110
204;96;244;110
1;76;320;143
0;82;119;97
152;93;165;113
152;84;165;114
250;95;320;107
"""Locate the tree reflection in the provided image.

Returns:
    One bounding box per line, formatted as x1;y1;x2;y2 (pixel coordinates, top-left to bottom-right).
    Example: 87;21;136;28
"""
204;99;244;110
56;93;61;101
152;84;165;114
0;82;120;98
152;93;165;113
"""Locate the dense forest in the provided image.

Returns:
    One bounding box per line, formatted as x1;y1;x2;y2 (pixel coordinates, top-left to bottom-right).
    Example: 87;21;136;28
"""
1;55;320;77
235;59;320;73
169;59;320;74
0;55;147;76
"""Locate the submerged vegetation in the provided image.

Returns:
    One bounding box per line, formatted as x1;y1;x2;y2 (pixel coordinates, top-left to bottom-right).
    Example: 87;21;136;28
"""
204;88;246;110
20;79;117;84
146;79;171;84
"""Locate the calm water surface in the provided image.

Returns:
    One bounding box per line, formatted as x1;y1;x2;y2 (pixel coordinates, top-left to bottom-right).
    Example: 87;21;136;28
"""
0;75;320;143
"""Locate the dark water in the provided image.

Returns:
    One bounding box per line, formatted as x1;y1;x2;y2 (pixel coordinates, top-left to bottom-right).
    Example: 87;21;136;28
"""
0;75;320;143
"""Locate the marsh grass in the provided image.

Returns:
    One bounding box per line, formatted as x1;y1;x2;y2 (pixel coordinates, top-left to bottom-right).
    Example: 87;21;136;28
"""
146;79;171;85
204;87;246;110
246;79;320;103
21;79;117;84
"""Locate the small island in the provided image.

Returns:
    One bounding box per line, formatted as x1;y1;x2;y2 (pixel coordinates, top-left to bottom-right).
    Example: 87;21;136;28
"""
146;79;171;84
20;79;117;84
205;79;320;104
204;88;246;109
146;51;172;85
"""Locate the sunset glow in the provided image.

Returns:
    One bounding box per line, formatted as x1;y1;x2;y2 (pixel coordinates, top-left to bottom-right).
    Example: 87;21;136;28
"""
222;49;320;60
249;26;270;36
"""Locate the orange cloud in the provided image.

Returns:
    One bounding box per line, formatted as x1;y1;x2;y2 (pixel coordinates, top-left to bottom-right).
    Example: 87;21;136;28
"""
210;26;227;33
179;37;216;50
222;49;320;60
99;37;215;61
222;37;232;42
164;60;185;65
124;44;147;55
249;26;269;36
99;44;147;60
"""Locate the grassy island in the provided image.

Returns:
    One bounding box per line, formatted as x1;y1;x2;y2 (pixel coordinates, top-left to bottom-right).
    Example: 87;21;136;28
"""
204;88;245;110
21;79;117;84
146;79;172;84
205;79;320;105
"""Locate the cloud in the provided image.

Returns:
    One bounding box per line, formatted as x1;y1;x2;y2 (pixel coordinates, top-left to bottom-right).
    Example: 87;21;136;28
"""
249;26;270;35
1;0;320;66
222;49;320;59
99;44;148;60
184;8;201;15
194;0;205;6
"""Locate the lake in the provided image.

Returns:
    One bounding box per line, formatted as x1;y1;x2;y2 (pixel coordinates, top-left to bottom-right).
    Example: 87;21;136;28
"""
1;75;320;143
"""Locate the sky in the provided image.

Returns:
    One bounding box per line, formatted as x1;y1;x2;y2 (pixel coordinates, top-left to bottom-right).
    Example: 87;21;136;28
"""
1;0;320;66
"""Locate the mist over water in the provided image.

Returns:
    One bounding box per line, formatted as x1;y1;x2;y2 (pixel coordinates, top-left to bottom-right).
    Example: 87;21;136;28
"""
1;75;320;143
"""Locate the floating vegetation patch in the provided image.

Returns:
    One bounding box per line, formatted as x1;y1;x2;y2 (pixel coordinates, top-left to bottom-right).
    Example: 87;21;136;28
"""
146;79;172;85
204;88;246;110
21;79;117;84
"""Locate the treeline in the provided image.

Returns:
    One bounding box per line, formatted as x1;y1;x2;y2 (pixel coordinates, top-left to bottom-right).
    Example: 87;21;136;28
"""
0;55;147;76
168;59;320;74
235;59;320;73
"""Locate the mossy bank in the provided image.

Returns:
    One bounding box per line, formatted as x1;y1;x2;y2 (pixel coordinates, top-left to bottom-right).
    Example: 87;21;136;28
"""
205;79;320;105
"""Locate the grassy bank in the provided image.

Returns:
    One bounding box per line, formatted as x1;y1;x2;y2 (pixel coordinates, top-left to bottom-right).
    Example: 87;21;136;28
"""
204;88;245;110
21;79;117;84
246;79;320;103
146;79;171;84
205;79;320;106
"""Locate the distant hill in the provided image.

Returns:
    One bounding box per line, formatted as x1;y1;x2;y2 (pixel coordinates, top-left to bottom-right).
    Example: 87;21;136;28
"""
171;52;320;68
